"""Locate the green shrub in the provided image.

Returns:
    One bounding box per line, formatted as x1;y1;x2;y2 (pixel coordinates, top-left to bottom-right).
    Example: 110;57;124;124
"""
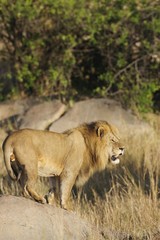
0;0;159;111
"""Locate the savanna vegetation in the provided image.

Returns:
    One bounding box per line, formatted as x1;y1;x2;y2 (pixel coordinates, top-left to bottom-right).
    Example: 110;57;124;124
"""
1;119;160;239
0;1;160;239
0;0;160;112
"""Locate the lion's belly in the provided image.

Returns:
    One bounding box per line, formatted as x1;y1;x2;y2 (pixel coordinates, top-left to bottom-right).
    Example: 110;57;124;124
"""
38;161;62;177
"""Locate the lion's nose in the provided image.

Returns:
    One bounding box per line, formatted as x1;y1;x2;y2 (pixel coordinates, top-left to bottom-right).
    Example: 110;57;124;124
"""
119;147;125;155
119;147;124;151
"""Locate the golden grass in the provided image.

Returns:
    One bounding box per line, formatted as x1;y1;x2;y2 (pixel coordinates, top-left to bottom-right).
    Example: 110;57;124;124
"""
0;117;160;239
73;127;160;239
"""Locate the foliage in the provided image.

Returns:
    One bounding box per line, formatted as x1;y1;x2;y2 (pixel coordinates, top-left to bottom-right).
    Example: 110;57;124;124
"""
0;0;160;111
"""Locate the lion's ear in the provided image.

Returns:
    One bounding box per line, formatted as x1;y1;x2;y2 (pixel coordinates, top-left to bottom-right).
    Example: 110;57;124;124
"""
97;127;104;138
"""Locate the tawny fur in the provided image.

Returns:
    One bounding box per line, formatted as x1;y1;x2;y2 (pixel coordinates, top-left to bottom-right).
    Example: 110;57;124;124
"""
2;120;124;209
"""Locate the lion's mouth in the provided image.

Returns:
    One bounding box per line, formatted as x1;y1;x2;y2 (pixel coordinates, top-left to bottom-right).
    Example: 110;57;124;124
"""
111;155;120;165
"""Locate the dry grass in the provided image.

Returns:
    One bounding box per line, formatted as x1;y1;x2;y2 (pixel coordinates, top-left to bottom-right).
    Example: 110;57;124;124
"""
73;125;160;239
0;117;160;239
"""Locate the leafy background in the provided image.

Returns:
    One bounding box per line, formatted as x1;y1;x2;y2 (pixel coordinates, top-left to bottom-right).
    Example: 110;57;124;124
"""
0;0;160;112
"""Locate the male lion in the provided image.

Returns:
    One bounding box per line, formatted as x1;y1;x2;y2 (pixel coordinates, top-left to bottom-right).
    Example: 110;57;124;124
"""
2;121;124;209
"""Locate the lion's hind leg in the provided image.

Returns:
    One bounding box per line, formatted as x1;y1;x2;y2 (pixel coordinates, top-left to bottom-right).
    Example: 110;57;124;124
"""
24;172;46;204
20;158;46;204
45;177;60;206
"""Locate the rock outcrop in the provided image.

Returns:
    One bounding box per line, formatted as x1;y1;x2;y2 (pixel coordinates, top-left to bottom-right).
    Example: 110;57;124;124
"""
20;100;66;130
50;98;151;135
0;195;102;240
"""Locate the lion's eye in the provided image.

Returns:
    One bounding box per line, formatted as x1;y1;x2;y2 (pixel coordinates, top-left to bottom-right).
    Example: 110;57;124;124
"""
111;138;118;143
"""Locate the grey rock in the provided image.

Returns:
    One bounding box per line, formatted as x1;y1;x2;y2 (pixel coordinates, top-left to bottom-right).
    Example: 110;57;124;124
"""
0;195;102;240
0;99;28;121
50;98;151;135
20;100;66;130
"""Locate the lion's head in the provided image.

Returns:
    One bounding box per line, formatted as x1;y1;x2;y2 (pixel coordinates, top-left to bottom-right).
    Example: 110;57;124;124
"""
79;121;124;171
107;124;124;165
96;121;124;166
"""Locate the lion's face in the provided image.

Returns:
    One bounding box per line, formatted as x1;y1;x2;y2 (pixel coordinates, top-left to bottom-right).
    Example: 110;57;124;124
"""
107;125;124;165
96;122;124;165
109;136;124;165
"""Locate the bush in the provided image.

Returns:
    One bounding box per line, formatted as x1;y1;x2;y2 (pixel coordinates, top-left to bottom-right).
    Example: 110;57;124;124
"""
0;0;159;111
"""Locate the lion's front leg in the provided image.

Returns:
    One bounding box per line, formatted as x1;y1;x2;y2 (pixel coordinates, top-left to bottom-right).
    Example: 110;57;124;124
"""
60;171;77;210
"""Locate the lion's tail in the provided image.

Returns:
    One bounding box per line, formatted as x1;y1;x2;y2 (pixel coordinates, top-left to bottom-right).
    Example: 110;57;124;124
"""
2;137;17;180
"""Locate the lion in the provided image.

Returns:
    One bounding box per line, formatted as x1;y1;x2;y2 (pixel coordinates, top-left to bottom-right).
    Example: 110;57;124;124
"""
2;120;124;209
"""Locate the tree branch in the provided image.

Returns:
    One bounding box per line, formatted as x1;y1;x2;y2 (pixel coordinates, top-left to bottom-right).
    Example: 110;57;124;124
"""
114;55;149;79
